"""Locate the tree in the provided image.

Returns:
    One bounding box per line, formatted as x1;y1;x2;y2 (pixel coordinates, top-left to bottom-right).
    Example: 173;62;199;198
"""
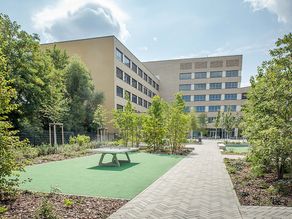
189;110;198;139
0;14;51;131
93;104;107;141
0;51;27;200
142;96;166;152
113;96;136;147
214;111;221;139
242;33;292;179
222;108;236;139
64;57;103;132
166;93;190;153
198;113;208;137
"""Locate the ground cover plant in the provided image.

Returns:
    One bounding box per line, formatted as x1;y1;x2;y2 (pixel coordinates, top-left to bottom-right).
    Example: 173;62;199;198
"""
225;158;292;206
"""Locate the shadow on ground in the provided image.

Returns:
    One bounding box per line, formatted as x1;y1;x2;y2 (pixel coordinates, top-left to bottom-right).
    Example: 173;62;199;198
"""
87;162;140;171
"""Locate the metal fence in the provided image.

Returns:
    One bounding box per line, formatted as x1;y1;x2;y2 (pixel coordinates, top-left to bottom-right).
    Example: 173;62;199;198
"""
19;131;118;146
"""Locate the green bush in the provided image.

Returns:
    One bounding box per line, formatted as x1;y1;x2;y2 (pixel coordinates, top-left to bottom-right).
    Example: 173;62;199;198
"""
34;198;58;219
37;144;58;156
0;206;8;214
63;198;74;208
69;135;90;148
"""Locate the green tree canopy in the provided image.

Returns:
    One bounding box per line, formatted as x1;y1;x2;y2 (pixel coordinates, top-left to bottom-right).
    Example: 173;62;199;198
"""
242;33;292;179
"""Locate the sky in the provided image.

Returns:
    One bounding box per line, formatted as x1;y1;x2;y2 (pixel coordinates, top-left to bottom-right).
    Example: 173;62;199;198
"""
1;0;292;87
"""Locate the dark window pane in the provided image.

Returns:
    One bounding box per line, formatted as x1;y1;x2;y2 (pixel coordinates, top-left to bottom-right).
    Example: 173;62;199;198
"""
116;86;123;98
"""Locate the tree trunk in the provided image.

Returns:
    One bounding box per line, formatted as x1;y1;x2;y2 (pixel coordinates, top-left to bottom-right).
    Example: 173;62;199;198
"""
277;163;284;180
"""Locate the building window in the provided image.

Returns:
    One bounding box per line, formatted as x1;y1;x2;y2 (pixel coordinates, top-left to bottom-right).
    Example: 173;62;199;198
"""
194;83;206;90
116;49;123;62
116;104;123;111
132;62;137;73
224;105;237;112
132;94;137;104
116;86;123;98
209;94;221;101
138;97;143;106
184;106;190;112
132;78;137;89
194;95;206;101
196;106;205;112
179;84;191;91
148;90;152;97
125;90;131;99
195;72;207;79
116;67;123;80
210;71;222;78
208;117;216;123
152;81;156;88
148;77;153;85
138;68;143;77
124;73;131;84
225;82;238;89
182;95;191;102
143;87;148;95
148;102;152;108
242;93;247;99
138;83;143;92
143;99;148;108
156;84;159;91
143;72;148;81
209;105;221;112
225;93;237;100
180;73;192;80
124;56;130;67
209;83;222;89
226;70;239;77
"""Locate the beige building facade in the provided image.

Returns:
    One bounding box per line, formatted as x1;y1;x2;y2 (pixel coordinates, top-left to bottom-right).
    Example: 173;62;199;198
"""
42;36;249;137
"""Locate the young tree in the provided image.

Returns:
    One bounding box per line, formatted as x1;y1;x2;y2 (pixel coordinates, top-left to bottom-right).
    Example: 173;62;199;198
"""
166;93;190;153
242;33;292;179
222;108;236;140
113;96;136;147
93;104;107;141
214;111;221;139
143;96;166;152
0;52;27;199
189;110;198;139
198;113;208;137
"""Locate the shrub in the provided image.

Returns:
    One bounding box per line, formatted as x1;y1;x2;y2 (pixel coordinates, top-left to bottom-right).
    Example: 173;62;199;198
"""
69;135;90;148
63;198;74;208
37;144;58;156
34;198;58;219
0;206;8;214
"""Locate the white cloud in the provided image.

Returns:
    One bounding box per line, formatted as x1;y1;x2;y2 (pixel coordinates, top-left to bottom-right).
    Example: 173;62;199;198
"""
138;46;149;52
33;0;130;42
153;37;158;41
245;0;292;23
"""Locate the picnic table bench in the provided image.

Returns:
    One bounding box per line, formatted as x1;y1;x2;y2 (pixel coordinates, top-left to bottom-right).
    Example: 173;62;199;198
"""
96;147;139;167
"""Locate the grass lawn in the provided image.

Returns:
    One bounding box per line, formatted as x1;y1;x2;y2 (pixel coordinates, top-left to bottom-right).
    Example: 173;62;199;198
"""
19;152;183;200
225;146;249;153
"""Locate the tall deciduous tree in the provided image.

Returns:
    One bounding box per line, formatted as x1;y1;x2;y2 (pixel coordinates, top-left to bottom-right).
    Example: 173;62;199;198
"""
143;96;166;152
189;109;198;139
198;113;208;137
215;111;221;139
64;57;103;132
0;51;27;199
222;108;236;139
242;33;292;179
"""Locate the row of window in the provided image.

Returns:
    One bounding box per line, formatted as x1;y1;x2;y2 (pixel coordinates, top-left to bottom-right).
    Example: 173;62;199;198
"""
179;82;238;91
116;86;152;109
185;105;237;113
182;93;239;102
179;70;239;80
116;48;159;91
116;67;157;98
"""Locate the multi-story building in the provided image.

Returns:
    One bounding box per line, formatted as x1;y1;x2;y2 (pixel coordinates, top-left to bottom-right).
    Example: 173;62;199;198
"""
42;35;249;137
143;56;249;138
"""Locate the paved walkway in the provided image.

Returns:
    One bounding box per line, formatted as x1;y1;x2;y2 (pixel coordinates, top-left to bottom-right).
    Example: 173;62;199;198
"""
109;140;242;218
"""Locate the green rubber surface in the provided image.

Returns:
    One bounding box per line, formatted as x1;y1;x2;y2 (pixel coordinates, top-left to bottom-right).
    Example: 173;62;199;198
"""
19;152;183;199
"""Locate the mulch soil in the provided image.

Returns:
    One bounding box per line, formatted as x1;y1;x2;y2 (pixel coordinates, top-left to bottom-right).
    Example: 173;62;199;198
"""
225;159;292;207
1;191;127;219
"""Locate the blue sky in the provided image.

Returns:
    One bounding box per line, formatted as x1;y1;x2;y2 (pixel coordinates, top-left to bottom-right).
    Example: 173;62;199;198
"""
1;0;291;86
